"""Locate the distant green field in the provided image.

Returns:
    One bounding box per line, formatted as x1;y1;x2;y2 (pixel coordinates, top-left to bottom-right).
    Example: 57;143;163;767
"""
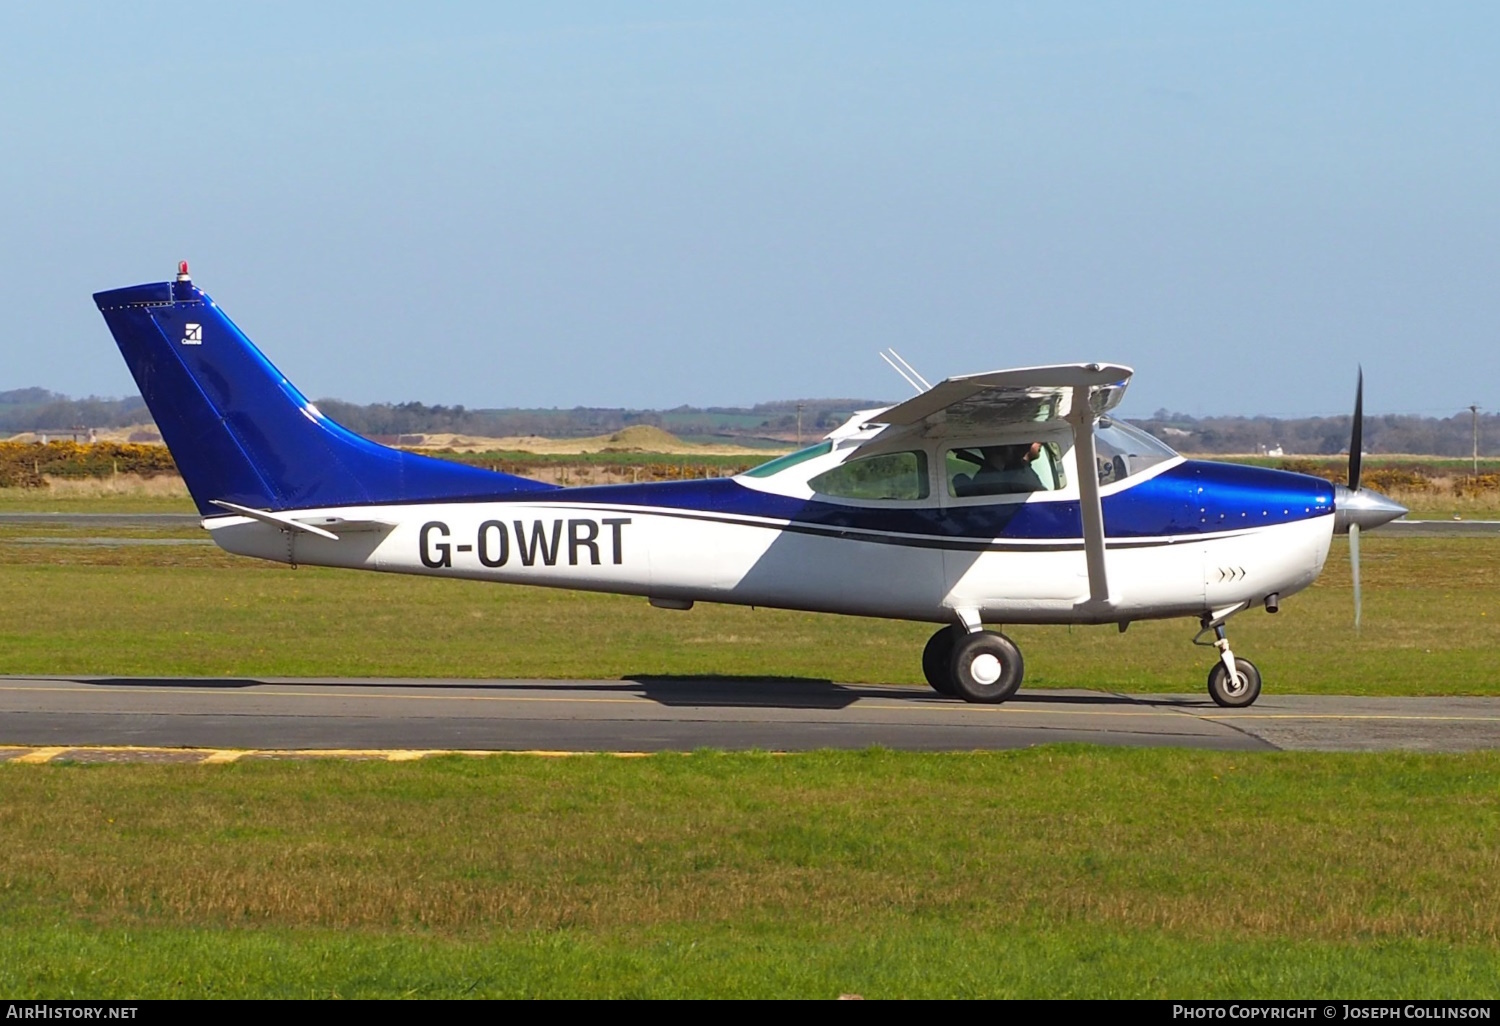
3;749;1498;997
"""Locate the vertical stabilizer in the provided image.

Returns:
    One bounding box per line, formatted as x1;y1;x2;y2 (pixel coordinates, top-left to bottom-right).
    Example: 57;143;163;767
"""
94;272;554;514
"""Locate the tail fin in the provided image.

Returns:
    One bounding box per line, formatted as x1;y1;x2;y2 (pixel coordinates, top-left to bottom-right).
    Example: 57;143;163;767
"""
94;269;555;515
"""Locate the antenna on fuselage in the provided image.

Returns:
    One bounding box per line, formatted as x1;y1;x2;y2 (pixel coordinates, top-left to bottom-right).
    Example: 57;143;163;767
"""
878;349;932;394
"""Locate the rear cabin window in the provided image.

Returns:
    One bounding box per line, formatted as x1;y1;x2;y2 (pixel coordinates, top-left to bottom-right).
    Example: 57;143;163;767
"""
946;442;1065;498
744;441;833;478
809;450;929;501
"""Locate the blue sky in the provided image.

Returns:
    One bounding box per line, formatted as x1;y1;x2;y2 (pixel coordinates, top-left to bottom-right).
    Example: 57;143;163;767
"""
2;2;1496;417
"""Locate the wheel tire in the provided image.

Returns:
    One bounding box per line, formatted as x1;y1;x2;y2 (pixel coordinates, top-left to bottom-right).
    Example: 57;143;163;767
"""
948;630;1024;704
922;626;962;695
1207;657;1262;708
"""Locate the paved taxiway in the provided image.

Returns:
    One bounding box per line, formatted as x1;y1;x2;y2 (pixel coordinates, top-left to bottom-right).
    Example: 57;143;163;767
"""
2;676;1498;756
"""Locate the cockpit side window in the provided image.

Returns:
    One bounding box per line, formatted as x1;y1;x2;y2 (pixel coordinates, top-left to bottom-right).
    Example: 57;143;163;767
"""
946;442;1065;498
810;450;930;501
744;441;833;478
1093;418;1179;485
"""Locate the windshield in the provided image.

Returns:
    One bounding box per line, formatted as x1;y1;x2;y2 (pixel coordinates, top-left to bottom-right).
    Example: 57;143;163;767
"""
1093;418;1179;485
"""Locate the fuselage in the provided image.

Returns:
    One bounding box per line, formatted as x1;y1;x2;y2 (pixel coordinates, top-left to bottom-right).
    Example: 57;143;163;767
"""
207;453;1337;627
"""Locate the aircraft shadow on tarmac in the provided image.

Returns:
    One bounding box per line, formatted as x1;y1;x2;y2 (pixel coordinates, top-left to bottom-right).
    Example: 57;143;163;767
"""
65;674;876;710
61;676;1215;711
625;675;867;709
76;677;264;690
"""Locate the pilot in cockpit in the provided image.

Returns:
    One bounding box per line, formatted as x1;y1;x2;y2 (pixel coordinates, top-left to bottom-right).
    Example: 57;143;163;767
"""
954;443;1044;496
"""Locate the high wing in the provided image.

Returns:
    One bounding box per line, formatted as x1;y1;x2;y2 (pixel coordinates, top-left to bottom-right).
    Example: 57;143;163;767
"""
874;362;1133;431
861;362;1134;610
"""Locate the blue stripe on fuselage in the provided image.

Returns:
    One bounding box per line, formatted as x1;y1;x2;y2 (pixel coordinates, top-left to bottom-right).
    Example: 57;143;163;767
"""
496;460;1333;541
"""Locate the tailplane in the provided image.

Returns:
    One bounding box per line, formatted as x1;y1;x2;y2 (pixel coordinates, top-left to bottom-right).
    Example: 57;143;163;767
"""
94;265;555;515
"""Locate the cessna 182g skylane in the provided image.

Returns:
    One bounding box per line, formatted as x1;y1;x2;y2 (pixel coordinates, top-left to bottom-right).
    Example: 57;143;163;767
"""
94;264;1408;708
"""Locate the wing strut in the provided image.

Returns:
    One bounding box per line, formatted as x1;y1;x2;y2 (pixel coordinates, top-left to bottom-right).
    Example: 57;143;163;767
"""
1067;386;1112;607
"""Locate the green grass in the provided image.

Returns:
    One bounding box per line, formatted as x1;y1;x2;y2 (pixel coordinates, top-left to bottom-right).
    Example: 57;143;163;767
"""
0;526;1495;694
3;513;1499;996
3;749;1499;997
7;923;1497;998
0;491;194;513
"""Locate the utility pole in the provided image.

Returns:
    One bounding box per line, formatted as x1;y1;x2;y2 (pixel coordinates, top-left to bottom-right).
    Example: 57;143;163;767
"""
1471;405;1481;476
796;403;805;448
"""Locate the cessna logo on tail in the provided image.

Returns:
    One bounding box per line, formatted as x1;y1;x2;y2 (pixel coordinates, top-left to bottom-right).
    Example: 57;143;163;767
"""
181;323;202;345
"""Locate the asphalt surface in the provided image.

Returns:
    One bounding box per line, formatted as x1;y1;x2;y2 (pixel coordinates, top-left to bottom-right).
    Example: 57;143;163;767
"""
2;675;1498;756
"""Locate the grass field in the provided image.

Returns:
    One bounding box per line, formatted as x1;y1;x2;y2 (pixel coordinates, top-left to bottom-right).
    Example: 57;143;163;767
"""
0;520;1495;694
3;497;1499;997
3;749;1499;997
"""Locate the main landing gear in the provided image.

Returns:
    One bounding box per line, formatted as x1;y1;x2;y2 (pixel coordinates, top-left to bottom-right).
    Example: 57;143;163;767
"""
1195;613;1261;708
922;611;1264;708
922;624;1025;704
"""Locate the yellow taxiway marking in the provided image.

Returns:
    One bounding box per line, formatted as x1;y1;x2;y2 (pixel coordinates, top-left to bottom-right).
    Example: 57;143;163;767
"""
9;747;67;764
200;749;248;764
0;744;657;763
2;683;1499;724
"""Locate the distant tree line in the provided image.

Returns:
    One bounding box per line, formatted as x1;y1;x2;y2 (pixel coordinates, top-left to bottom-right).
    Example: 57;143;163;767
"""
1133;409;1497;457
1;387;1493;455
0;389;147;432
312;400;672;439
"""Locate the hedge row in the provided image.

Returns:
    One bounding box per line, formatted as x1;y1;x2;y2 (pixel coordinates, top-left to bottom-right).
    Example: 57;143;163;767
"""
0;441;178;488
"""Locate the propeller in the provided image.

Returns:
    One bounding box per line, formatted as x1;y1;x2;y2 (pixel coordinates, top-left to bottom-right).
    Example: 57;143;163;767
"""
1350;368;1363;628
1332;367;1407;628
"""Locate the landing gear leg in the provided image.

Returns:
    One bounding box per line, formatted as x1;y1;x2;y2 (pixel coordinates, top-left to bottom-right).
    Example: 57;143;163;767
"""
1198;616;1262;708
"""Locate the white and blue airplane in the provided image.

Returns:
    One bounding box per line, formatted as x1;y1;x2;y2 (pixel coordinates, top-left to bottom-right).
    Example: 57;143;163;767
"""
94;263;1407;707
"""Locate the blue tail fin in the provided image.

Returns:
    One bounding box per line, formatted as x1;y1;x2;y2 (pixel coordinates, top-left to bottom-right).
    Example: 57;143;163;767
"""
94;271;556;515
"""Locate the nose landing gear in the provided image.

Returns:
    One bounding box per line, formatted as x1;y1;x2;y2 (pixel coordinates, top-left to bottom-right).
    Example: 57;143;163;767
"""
1196;613;1262;708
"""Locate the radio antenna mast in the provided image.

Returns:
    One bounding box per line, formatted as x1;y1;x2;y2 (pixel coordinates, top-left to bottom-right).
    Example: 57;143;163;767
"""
878;349;932;394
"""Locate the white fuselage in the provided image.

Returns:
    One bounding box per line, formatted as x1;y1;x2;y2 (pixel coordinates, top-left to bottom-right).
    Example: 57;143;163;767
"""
207;489;1333;626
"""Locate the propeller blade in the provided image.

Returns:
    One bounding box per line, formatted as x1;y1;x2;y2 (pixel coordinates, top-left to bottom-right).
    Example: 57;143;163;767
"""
1350;522;1362;629
1349;366;1364;492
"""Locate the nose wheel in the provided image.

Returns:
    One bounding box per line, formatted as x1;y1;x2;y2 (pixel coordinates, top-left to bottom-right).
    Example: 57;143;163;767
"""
921;624;1024;703
1207;657;1261;707
1197;615;1262;708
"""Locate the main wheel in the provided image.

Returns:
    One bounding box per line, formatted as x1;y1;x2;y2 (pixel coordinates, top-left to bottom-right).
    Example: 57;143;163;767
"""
948;630;1024;704
1207;657;1262;708
922;625;962;695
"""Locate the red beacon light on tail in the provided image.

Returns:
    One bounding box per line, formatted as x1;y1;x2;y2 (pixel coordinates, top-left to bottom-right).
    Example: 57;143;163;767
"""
176;261;191;283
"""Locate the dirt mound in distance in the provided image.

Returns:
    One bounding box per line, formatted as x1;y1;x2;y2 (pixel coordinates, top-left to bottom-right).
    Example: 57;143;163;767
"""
600;425;686;451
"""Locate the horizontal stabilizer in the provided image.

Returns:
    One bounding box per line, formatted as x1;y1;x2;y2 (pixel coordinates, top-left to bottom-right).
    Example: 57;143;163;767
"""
210;500;341;539
209;501;398;540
